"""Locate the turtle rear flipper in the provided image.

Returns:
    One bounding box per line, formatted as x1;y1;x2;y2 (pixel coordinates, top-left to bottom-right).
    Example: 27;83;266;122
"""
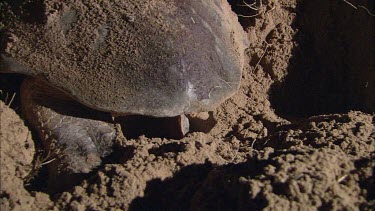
21;78;116;190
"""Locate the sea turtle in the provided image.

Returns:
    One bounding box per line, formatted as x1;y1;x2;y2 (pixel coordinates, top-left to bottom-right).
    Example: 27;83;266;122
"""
0;0;248;176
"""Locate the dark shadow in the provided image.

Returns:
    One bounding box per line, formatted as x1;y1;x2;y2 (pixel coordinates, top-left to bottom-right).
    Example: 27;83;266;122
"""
25;143;136;195
3;0;46;24
0;73;25;114
354;156;375;202
104;144;136;165
129;163;214;211
227;0;258;29
148;142;185;157
118;115;187;140
129;159;276;211
269;0;375;119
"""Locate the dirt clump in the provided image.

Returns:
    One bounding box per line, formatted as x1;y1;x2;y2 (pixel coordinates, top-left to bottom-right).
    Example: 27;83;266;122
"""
0;101;53;210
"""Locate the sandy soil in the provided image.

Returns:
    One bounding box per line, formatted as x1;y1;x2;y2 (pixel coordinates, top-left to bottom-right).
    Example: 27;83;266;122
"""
1;0;374;210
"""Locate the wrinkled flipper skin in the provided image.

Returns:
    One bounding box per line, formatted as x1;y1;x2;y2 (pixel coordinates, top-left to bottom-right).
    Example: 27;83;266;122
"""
21;77;116;188
1;0;248;117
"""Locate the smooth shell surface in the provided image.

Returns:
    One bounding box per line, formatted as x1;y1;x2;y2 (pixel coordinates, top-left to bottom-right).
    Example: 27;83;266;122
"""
1;0;248;117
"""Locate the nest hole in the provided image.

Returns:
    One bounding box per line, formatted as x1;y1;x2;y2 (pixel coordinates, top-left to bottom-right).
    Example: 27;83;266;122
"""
269;0;374;119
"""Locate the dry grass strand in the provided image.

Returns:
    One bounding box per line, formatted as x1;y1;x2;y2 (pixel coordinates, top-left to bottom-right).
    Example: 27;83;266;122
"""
342;0;375;17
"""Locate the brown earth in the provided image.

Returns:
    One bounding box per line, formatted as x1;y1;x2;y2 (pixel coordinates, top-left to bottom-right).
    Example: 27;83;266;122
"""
1;0;374;210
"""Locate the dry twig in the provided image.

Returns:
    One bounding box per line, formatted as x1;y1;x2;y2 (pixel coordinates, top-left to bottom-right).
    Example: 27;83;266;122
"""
342;0;375;16
237;0;262;18
254;40;271;71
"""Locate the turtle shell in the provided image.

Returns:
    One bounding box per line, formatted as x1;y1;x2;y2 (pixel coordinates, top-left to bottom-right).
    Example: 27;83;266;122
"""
0;0;248;117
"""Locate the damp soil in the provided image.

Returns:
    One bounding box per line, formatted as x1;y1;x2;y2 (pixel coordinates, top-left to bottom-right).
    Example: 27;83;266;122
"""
1;0;374;210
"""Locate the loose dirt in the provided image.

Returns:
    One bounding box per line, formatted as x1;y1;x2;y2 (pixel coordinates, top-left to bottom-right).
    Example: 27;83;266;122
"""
1;0;374;210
